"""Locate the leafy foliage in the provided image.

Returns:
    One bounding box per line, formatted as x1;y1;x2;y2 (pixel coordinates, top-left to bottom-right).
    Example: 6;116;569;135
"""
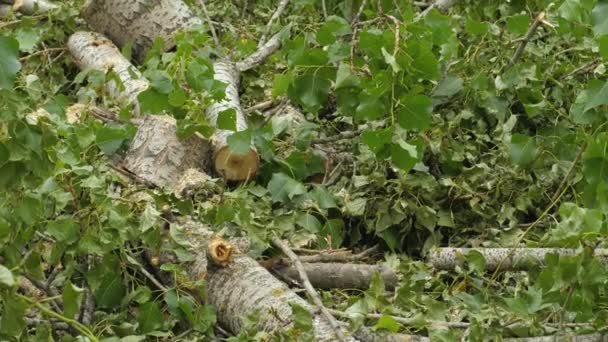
2;0;608;340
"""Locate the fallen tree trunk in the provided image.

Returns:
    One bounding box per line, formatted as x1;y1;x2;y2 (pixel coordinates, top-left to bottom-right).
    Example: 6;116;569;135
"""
67;31;149;115
121;163;355;340
81;0;276;181
206;61;259;181
1;0;58;14
82;0;202;63
122;114;213;196
273;262;398;290
428;248;608;271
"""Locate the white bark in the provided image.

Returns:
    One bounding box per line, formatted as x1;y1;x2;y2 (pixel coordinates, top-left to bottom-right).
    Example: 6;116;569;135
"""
258;0;290;46
2;0;58;14
67;31;149;115
273;263;398;290
174;220;358;341
207;61;258;181
237;30;285;72
503;334;607;342
82;0;202;62
428;248;608;271
0;4;11;16
123;115;213;195
435;0;457;12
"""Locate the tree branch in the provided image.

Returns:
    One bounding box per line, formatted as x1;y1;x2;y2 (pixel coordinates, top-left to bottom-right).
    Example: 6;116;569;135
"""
272;237;347;341
259;0;290;46
507;12;545;68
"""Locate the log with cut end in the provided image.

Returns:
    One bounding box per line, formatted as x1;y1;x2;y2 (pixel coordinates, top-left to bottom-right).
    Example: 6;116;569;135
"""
428;247;608;271
67;31;149;115
206;61;258;181
273;263;398;290
123;114;213;195
2;0;58;14
82;0;202;62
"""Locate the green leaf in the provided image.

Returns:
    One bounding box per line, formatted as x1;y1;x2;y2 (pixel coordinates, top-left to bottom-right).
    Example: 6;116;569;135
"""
559;0;595;22
356;92;386;121
465;18;489;35
296;213;322;233
47;217;80;244
335;63;360;89
168;88;187;107
0;295;26;336
138;88;170;114
227;129;252;155
96;124;130;155
95;273;126;309
145;69;173;94
63;282;84;319
290;303;314;341
397;95;433;130
433;76;464;98
0;265;15;287
217;109;237;131
316;16;352;45
309;185;337;209
592;1;608;36
508;134;539;167
138;302;163;334
362;127;393;158
272;74;292;97
381;47;402;73
506;15;530;35
391;139;423;172
318;218;344;248
288;74;331;114
374;315;400;333
0;36;21;89
267;173;306;203
598;35;608;60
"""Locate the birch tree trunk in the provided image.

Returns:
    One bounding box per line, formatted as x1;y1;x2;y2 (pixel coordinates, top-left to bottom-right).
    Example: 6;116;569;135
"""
82;0;202;63
428;248;608;271
206;61;258;181
123;115;213;196
1;0;58;14
67;31;149;115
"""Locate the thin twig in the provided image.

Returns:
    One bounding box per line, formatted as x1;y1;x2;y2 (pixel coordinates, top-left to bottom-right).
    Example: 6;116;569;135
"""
19;47;66;62
549;143;587;204
22;273;63;312
560;59;601;80
259;0;290;46
350;0;367;67
18;294;98;342
297;245;379;263
271;237;347;341
384;14;400;56
321;0;328;19
197;0;220;47
245;100;275;114
507;12;545;68
313;129;363;144
45;266;62;289
127;253;169;292
490;143;587;281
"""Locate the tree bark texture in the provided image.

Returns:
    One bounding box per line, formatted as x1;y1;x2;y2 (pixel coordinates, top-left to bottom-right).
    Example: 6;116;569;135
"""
273;263;398;290
206;61;259;181
428;248;608;271
123;114;212;195
170;220;358;341
67;31;149;115
82;0;202;62
2;0;58;14
0;3;11;15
